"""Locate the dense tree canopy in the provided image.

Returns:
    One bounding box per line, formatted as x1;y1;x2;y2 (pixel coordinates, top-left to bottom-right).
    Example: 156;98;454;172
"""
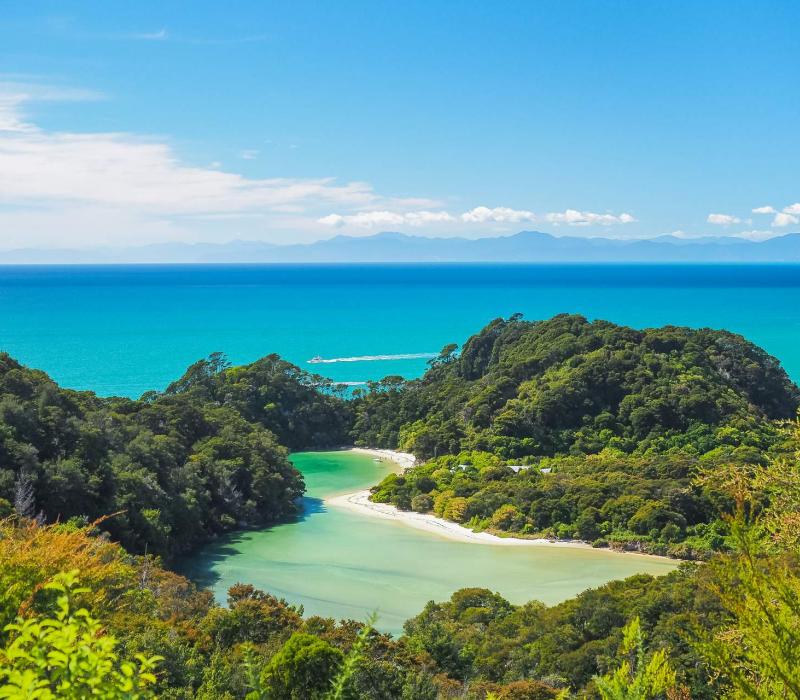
369;447;751;557
352;314;799;459
0;351;349;558
3;314;800;697
165;352;351;450
0;515;743;699
362;314;800;556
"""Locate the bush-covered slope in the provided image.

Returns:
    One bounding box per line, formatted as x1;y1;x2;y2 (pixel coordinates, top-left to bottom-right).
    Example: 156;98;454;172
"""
352;314;799;459
0;351;349;558
0;518;725;699
164;352;352;450
402;566;726;699
369;449;739;557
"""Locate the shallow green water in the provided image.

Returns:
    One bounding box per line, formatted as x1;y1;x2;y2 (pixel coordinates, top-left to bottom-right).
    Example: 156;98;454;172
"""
182;451;677;635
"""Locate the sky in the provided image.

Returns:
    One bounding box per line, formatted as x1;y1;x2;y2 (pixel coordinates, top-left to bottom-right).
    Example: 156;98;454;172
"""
0;0;799;249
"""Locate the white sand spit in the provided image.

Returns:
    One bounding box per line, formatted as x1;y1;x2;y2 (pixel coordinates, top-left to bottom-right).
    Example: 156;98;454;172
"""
327;489;592;548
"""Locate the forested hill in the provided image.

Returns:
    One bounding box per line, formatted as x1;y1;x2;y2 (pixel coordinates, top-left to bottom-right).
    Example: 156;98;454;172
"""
352;314;800;459
0;352;348;559
2;315;798;560
164;351;352;449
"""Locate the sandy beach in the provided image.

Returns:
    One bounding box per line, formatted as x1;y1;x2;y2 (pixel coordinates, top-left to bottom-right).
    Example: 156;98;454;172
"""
327;488;598;548
327;448;674;561
326;448;595;548
347;446;417;470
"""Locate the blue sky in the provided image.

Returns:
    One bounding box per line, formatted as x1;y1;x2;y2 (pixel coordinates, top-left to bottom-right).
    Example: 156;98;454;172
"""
1;1;799;248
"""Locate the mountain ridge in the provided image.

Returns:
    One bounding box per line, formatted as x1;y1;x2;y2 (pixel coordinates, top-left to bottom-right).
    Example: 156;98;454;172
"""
3;230;800;263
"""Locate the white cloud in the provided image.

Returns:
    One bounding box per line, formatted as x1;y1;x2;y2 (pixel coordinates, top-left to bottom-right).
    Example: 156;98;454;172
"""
319;210;455;228
773;212;800;227
0;83;442;247
460;206;536;223
320;206;638;230
750;202;800;228
0;81;103;133
0;94;29;132
544;209;636;226
0;81;652;248
459;207;637;227
707;213;741;225
0;131;375;213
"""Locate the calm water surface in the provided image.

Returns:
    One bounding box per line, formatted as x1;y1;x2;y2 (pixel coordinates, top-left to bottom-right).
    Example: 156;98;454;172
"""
1;264;799;395
180;451;676;635
4;264;795;633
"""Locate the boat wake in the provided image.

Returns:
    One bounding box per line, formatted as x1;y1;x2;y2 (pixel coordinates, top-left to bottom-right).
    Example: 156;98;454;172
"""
307;352;437;364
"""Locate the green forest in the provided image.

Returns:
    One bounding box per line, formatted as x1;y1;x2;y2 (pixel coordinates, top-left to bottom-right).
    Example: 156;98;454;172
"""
2;314;800;698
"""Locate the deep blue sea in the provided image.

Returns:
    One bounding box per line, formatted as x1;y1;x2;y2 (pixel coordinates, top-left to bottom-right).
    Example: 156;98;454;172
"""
1;264;800;397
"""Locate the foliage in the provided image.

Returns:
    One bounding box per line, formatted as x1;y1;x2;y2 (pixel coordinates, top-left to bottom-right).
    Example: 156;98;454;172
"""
327;612;377;700
0;520;436;699
0;352;320;558
401;571;724;698
370;448;740;557
0;518;140;637
4;317;800;698
352;314;796;459
257;632;344;699
0;571;161;699
593;617;676;699
691;422;800;699
165;353;352;450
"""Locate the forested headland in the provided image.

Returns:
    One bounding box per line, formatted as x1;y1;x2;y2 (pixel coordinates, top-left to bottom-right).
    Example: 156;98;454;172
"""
2;313;800;698
356;314;800;557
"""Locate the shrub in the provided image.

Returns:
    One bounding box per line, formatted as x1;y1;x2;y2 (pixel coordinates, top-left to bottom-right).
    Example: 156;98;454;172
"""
259;632;343;700
0;571;162;699
411;494;434;513
490;504;524;531
444;497;469;523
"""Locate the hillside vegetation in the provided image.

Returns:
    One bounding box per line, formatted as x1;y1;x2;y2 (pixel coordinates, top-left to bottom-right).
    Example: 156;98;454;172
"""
0;352;348;559
352;314;799;458
2;314;800;697
359;315;800;555
4;423;800;698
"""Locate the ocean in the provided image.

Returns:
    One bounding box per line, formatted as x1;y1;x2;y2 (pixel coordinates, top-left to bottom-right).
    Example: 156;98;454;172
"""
1;263;800;396
3;262;796;633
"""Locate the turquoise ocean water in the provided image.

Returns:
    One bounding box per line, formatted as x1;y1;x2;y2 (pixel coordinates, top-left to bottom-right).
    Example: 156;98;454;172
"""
3;263;798;632
1;264;800;395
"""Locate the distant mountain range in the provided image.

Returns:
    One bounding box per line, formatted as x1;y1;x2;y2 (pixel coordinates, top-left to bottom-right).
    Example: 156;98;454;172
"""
3;230;800;264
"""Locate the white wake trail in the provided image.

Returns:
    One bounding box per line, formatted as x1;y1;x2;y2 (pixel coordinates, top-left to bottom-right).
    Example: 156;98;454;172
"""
307;352;437;364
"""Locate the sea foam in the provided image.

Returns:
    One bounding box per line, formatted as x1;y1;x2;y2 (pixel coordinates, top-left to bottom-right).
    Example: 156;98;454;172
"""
307;353;437;364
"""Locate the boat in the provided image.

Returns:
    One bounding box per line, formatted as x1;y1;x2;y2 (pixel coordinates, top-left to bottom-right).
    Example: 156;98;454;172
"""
307;355;324;364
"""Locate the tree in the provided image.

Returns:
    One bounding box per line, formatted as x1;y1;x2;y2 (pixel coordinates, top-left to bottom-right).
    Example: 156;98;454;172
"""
593;617;677;700
693;431;800;698
0;571;161;699
410;494;433;513
13;469;36;520
259;632;343;700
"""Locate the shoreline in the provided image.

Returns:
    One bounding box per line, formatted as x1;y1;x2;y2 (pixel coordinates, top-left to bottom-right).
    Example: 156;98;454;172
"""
326;448;674;561
346;446;417;470
327;489;596;548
